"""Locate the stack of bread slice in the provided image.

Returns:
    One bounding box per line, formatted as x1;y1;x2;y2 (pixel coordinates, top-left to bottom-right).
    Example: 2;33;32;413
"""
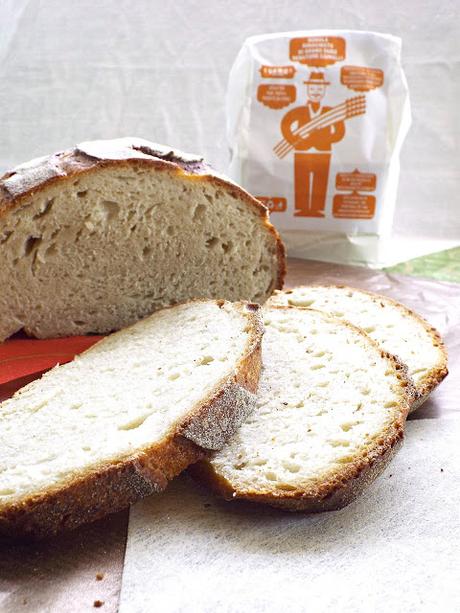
0;141;448;538
193;286;447;509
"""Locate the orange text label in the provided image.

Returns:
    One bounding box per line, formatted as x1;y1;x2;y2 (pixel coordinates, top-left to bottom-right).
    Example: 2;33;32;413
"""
260;65;296;79
341;66;384;92
333;192;376;219
257;197;287;213
289;37;346;67
257;84;296;109
336;170;377;192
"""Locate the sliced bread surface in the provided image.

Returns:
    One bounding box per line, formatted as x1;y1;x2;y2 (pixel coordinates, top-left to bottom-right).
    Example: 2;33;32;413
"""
0;300;263;538
268;285;447;410
192;306;413;511
0;137;284;341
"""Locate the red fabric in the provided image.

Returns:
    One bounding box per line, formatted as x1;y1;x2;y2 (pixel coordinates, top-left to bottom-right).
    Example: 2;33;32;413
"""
0;335;103;386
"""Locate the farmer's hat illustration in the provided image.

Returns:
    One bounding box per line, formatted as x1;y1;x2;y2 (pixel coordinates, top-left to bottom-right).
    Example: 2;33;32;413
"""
303;71;331;85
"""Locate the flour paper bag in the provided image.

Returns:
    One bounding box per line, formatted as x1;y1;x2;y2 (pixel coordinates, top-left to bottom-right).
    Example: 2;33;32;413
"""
227;30;411;267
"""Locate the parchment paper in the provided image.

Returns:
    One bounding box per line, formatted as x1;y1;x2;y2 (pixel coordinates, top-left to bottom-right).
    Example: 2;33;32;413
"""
119;260;460;613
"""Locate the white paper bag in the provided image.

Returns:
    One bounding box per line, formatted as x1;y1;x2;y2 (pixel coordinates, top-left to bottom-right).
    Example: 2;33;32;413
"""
227;30;412;267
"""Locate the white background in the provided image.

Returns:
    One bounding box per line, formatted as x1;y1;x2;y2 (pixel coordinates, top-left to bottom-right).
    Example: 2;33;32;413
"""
0;0;459;245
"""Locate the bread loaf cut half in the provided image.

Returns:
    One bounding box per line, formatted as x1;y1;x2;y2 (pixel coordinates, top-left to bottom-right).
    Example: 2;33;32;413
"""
268;285;447;410
191;305;414;512
0;137;284;341
0;300;263;538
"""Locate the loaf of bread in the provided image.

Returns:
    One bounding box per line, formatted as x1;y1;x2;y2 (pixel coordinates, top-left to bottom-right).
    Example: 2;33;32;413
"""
268;285;448;410
0;300;263;538
192;305;414;511
0;137;285;341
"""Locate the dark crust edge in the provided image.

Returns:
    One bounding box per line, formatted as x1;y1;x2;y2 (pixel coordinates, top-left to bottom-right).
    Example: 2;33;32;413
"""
190;305;413;512
0;148;286;295
269;284;448;412
0;301;263;540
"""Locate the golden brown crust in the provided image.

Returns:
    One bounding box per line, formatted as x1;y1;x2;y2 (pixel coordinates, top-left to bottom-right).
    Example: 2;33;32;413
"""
190;305;413;513
191;434;403;512
0;142;286;292
270;285;448;411
0;301;264;540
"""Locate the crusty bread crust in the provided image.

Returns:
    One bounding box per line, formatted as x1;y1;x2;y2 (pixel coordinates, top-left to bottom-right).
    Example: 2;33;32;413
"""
191;305;415;513
0;301;263;540
0;139;285;296
269;285;448;412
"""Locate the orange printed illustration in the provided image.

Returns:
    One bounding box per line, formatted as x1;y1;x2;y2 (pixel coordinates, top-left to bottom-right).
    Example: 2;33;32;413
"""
274;71;366;217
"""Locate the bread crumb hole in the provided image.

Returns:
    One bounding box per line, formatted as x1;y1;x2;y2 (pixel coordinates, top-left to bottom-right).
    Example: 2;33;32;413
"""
100;200;120;222
118;413;151;431
252;458;267;466
265;471;277;481
77;190;88;198
193;203;206;221
197;355;214;365
340;422;359;432
277;483;297;491
311;363;325;370
24;235;42;256
34;198;54;219
384;401;398;408
289;298;314;307
205;236;218;249
168;372;180;381
282;462;300;473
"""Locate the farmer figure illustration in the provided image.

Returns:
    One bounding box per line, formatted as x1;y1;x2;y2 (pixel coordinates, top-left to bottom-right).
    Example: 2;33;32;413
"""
280;71;345;217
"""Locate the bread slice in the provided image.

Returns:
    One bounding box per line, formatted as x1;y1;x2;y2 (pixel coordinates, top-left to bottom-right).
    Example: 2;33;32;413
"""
0;300;263;538
191;305;414;512
268;286;447;410
0;137;284;341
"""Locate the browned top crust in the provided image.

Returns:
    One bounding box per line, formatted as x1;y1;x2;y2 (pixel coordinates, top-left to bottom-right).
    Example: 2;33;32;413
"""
0;137;286;289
